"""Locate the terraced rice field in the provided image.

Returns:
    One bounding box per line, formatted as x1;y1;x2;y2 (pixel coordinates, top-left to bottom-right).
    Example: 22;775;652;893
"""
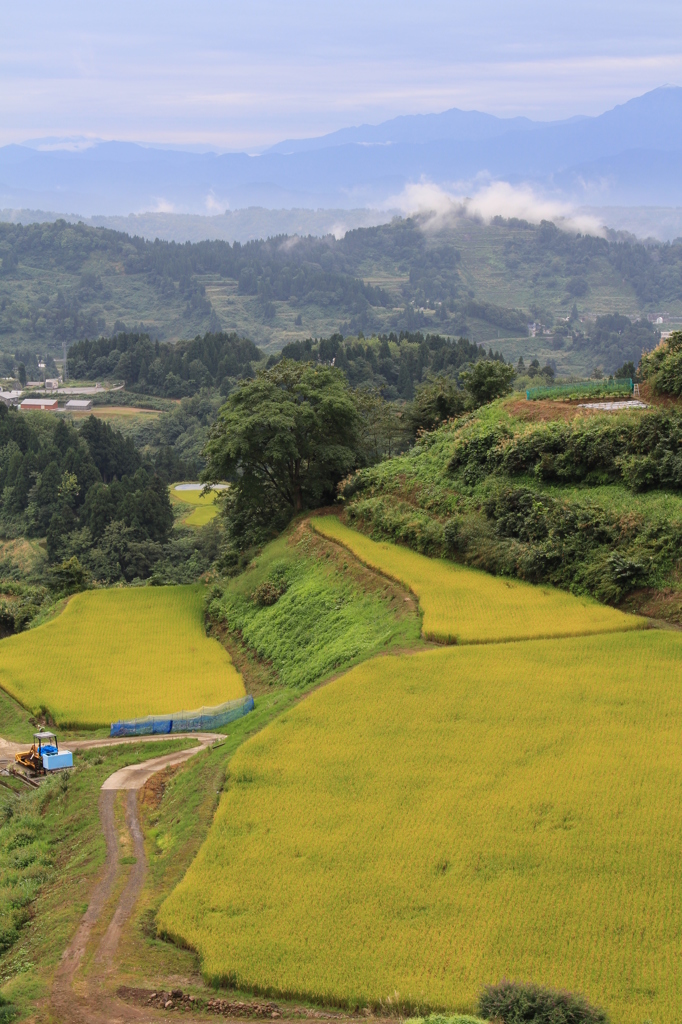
159;629;682;1023
0;585;244;727
312;516;645;643
171;483;224;527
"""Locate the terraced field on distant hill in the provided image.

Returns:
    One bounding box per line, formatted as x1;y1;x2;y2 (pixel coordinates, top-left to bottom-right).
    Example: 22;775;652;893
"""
171;483;223;527
0;585;244;727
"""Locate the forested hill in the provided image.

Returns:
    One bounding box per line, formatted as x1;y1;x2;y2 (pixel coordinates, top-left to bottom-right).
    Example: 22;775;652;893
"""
0;213;680;369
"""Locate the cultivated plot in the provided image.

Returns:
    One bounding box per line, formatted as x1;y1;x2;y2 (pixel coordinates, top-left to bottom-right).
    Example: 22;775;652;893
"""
0;585;244;727
158;629;682;1023
312;517;645;643
171;483;225;527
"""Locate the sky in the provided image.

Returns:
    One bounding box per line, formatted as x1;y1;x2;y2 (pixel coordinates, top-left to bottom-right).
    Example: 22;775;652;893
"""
2;0;682;151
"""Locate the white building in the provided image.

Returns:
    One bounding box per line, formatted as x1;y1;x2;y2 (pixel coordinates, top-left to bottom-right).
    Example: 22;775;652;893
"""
65;399;93;411
0;390;22;407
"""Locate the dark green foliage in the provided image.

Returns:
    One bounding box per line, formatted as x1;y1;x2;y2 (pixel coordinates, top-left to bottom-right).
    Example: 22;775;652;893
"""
341;398;682;606
0;581;47;635
613;360;637;379
449;412;682;491
204;360;360;549
407;376;467;435
482;487;649;601
78;416;140;482
252;579;288;606
48;556;91;598
478;979;608;1024
581;314;657;371
464;298;528;332
67;330;261;398
0;410;100;536
0;406;184;590
280;331;484;402
640;330;682;397
460;360;516;407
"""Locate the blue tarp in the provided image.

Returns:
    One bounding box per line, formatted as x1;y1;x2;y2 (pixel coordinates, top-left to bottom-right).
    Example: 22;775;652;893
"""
110;695;254;737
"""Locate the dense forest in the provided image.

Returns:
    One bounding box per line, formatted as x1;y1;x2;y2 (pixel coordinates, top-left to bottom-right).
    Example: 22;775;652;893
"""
65;328;503;401
67;331;261;396
0;215;679;371
0;407;218;612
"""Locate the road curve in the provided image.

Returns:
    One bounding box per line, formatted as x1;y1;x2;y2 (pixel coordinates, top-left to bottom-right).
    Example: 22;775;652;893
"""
100;733;221;790
47;731;222;1023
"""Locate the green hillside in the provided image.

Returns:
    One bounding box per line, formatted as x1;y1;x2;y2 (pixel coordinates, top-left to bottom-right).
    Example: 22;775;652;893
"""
0;214;678;371
337;396;682;622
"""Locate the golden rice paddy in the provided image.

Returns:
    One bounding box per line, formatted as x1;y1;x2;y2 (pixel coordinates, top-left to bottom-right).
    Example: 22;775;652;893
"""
159;629;682;1023
0;585;244;727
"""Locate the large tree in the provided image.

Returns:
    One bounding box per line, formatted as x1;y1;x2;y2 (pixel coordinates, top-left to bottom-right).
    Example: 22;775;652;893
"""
203;360;360;546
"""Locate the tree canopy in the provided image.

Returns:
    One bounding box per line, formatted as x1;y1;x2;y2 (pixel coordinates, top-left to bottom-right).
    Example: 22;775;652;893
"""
203;360;360;547
460;359;516;406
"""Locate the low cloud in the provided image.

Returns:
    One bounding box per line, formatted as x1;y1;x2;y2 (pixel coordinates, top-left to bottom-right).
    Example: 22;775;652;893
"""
150;197;176;214
388;180;606;237
205;191;229;214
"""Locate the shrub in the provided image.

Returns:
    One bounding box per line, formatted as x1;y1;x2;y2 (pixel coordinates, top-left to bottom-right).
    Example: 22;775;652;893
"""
478;979;609;1024
252;580;288;606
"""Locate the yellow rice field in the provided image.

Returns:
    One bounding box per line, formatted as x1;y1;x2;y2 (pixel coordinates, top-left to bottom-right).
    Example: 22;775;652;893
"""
170;483;223;527
312;516;645;643
0;585;244;727
159;629;682;1023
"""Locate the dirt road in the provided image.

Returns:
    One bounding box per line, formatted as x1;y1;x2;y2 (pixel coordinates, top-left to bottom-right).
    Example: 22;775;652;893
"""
48;733;219;1023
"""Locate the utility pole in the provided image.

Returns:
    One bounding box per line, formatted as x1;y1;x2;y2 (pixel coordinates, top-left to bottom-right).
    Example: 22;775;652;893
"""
63;342;68;383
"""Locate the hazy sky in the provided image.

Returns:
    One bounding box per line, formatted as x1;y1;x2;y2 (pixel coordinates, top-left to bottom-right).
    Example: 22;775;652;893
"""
2;0;682;150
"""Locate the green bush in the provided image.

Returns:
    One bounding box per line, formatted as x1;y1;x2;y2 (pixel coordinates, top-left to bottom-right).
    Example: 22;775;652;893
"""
449;412;682;492
0;993;16;1023
640;330;682;396
478;979;609;1024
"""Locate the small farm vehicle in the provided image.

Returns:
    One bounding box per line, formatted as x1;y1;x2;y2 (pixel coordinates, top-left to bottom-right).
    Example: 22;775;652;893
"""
15;731;73;775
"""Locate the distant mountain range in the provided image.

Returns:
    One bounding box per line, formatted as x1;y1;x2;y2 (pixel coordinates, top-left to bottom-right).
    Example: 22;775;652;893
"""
1;87;681;218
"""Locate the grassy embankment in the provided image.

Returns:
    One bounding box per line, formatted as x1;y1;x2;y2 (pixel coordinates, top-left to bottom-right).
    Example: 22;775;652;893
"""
206;520;422;690
0;585;244;728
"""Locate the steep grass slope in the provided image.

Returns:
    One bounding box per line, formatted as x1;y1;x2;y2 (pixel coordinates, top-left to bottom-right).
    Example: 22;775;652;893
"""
159;629;682;1023
0;585;244;727
208;522;422;689
313;517;645;643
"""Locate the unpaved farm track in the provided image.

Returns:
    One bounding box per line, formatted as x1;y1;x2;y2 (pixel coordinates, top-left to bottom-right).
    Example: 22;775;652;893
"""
5;731;372;1023
49;734;220;1023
